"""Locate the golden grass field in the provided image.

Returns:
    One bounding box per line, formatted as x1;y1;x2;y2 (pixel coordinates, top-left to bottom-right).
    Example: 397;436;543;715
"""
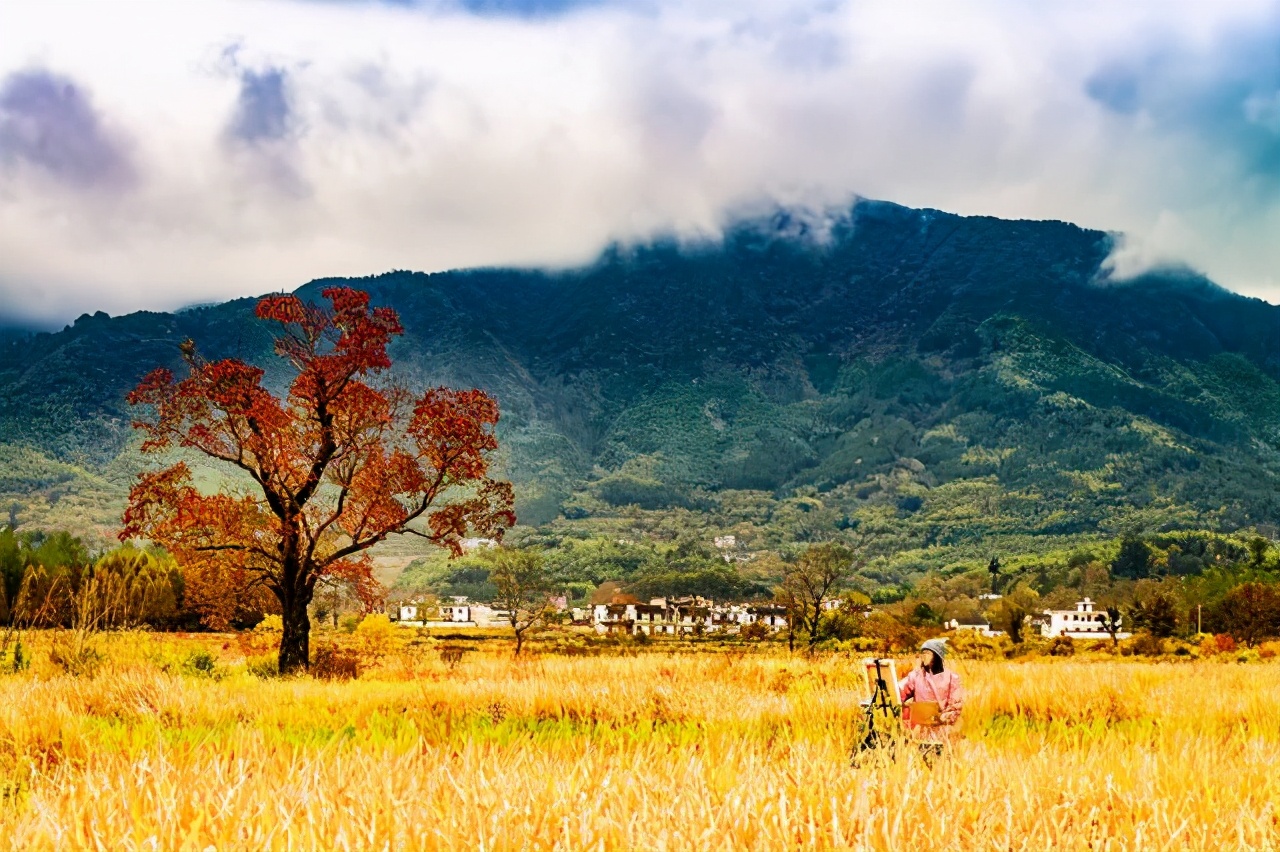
0;631;1277;851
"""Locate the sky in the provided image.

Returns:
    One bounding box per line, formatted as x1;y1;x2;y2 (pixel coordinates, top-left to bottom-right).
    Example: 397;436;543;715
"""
5;0;1280;325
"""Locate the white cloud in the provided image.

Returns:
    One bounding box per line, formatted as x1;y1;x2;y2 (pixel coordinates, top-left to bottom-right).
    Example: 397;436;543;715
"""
3;0;1280;324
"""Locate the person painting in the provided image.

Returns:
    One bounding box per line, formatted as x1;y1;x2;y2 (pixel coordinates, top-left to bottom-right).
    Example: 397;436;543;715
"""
897;638;963;759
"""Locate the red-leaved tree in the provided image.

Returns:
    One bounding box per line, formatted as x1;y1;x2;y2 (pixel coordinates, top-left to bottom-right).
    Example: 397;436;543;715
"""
122;287;515;672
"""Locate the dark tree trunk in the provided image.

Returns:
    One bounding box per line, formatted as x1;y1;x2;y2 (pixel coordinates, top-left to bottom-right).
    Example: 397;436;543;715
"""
279;595;312;674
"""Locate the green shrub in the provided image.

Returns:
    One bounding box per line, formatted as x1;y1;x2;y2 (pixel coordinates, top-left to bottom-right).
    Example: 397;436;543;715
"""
1046;635;1076;657
246;655;278;678
1122;632;1163;657
183;649;219;678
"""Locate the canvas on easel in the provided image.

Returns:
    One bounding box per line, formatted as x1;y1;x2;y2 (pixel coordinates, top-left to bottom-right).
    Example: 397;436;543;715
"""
860;658;900;709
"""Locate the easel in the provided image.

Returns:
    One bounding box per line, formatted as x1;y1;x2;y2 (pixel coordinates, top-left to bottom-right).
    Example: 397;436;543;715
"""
852;658;901;761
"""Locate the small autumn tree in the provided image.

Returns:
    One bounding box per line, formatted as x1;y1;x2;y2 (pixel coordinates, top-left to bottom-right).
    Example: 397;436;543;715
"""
989;585;1040;644
485;547;556;656
1211;582;1280;647
775;541;858;652
122;287;515;673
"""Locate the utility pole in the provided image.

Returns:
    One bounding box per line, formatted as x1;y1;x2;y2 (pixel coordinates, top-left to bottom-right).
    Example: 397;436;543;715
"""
1197;604;1202;636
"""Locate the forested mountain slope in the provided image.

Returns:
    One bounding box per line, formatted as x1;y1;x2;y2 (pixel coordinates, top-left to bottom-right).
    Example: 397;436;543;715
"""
3;200;1279;572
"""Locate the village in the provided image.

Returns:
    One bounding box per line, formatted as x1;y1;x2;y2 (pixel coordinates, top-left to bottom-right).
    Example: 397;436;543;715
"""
391;592;1129;642
393;594;788;635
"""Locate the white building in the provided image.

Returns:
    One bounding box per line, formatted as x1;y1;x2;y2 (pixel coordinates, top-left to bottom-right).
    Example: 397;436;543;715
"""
739;605;788;629
946;618;1004;638
404;598;509;629
439;603;473;623
590;599;785;636
397;602;428;625
592;601;713;635
1040;598;1130;640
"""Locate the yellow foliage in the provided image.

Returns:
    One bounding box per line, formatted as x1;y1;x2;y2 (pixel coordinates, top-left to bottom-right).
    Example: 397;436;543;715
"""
352;613;404;660
254;614;283;633
946;630;1012;660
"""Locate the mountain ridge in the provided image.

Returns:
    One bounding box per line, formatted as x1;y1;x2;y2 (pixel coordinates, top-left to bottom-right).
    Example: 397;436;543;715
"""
3;200;1280;574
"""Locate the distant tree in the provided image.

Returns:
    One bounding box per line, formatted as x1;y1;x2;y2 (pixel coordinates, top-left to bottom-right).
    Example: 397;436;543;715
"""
485;547;556;656
858;609;920;653
1247;536;1271;569
0;529;23;624
623;536;764;601
27;531;89;571
1099;606;1124;648
313;577;364;629
1128;589;1179;639
897;495;924;513
776;542;857;651
989;586;1039;644
122;287;515;673
987;555;1001;594
181;555;280;631
1211;583;1280;647
910;601;940;627
1112;536;1152;580
820;591;871;641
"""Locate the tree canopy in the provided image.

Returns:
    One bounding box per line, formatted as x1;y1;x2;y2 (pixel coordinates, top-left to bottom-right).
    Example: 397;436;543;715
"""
122;287;514;671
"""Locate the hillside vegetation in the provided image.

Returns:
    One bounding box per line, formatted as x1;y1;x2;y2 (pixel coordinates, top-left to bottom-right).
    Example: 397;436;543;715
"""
3;201;1280;594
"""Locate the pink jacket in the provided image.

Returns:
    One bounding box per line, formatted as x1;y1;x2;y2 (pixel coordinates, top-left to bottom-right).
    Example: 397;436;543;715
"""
897;668;964;736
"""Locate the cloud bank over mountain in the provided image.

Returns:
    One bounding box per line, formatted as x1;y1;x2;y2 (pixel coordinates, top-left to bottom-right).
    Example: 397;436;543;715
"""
4;0;1280;324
